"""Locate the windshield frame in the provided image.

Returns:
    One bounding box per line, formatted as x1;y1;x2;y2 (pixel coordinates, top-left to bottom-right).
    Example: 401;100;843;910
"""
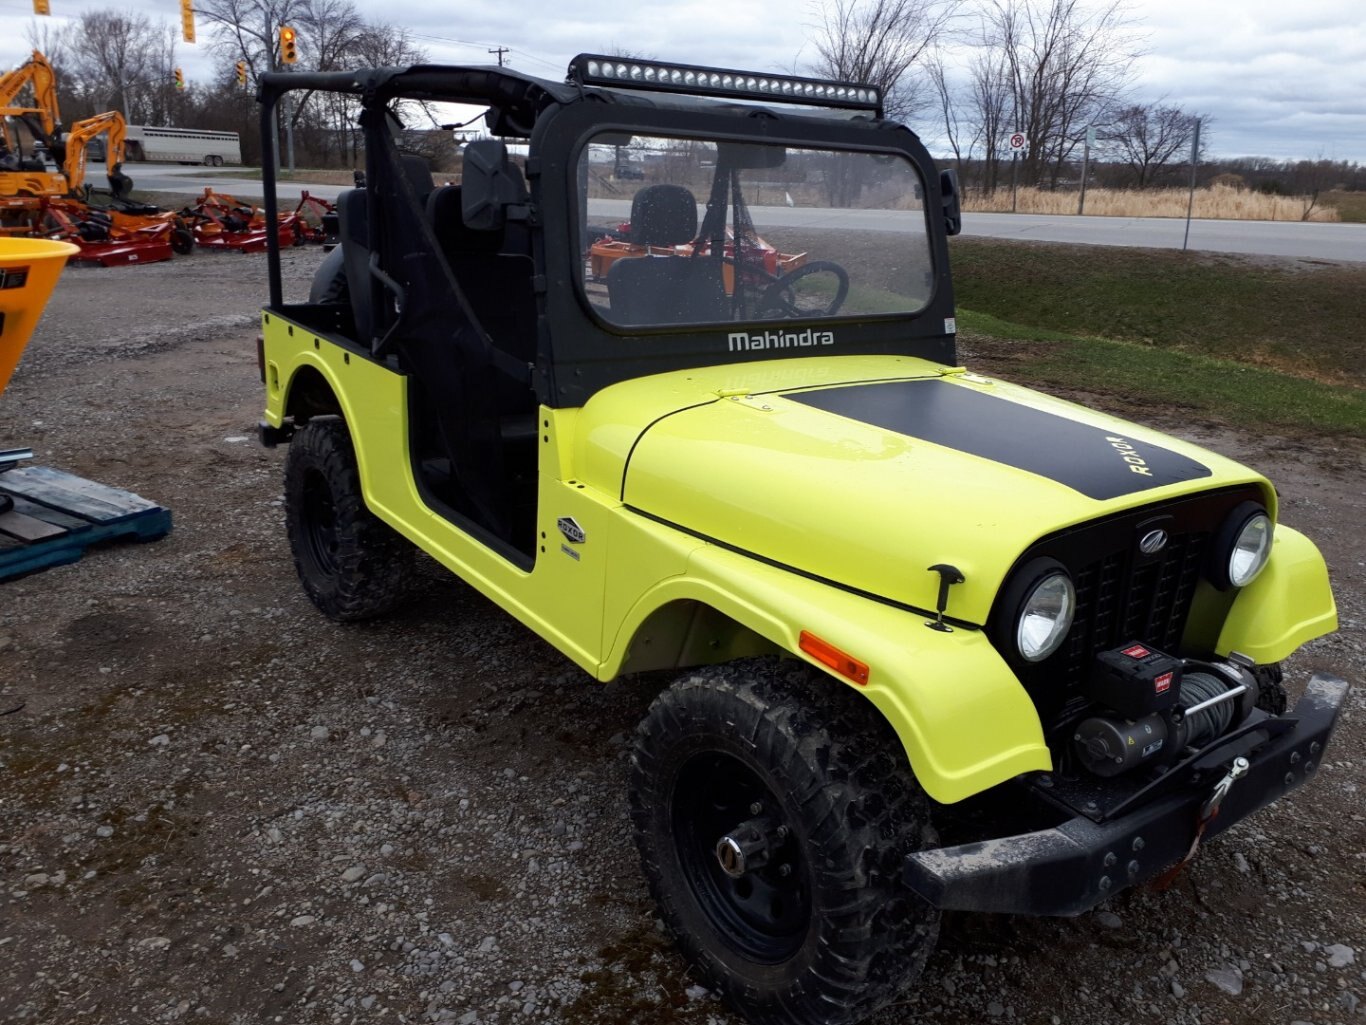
532;99;957;407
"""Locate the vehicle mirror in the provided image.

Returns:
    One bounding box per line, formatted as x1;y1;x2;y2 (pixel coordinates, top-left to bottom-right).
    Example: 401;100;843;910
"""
462;139;525;231
940;168;962;237
717;141;786;169
595;132;636;148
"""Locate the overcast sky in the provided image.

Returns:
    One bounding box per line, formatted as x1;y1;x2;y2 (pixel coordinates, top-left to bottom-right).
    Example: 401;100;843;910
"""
2;0;1362;162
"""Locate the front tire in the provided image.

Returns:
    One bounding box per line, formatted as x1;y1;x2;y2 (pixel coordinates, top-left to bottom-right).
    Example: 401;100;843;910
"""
284;417;415;621
629;659;940;1025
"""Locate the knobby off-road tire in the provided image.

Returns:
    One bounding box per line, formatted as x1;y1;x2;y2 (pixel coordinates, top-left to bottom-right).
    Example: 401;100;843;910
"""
629;659;940;1025
284;417;415;621
1254;663;1288;715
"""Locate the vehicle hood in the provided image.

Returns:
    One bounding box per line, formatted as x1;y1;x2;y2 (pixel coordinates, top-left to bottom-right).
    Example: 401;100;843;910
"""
572;356;1270;624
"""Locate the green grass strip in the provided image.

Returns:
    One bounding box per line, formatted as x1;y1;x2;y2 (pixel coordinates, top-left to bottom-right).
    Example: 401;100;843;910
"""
957;308;1366;438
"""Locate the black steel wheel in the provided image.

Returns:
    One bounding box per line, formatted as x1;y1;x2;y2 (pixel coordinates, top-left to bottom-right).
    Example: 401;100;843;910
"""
630;659;940;1025
283;417;415;621
170;228;194;255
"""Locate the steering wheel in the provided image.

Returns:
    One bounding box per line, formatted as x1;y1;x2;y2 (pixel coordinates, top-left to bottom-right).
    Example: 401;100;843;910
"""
755;260;850;318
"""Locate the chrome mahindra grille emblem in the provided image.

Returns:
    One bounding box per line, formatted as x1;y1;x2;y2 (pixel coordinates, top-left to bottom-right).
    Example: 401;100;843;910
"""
1139;529;1169;555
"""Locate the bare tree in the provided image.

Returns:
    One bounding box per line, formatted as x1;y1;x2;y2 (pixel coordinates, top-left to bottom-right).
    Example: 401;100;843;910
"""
1110;101;1199;186
966;42;1013;191
65;11;165;121
809;0;959;123
926;54;965;173
982;0;1140;187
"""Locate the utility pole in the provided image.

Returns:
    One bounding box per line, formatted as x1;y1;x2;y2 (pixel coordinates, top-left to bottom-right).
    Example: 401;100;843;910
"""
488;46;509;67
1182;117;1201;252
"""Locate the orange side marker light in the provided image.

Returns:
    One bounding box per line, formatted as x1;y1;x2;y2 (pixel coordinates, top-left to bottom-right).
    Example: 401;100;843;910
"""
799;631;870;686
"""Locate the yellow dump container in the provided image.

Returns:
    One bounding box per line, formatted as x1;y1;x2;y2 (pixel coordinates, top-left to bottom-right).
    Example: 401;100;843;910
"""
0;238;78;397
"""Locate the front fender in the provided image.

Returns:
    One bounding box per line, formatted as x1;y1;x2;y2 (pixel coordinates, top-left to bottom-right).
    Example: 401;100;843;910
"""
605;540;1050;805
1216;524;1337;663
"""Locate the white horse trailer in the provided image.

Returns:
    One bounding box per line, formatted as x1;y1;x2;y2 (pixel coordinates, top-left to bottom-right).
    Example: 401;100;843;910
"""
124;126;243;166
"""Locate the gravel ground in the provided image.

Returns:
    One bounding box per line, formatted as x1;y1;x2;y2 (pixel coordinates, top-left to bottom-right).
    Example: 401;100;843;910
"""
1;246;1362;1025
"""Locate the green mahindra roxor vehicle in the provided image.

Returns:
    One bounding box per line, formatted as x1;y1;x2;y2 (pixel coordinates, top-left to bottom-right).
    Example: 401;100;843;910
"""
255;55;1347;1025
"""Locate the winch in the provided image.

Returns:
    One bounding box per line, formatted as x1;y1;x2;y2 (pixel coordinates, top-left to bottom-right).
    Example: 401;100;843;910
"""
1074;642;1260;777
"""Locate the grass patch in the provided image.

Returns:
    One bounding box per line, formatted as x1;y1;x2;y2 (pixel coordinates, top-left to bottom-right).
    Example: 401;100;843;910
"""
1324;190;1366;223
950;237;1366;438
950;237;1366;388
958;313;1366;437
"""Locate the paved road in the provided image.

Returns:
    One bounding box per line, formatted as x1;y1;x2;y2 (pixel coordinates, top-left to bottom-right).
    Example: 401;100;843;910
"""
125;164;1366;264
959;212;1366;263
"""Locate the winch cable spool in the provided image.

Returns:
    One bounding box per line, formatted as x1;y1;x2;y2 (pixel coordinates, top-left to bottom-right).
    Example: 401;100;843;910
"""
1176;670;1238;748
1074;663;1252;777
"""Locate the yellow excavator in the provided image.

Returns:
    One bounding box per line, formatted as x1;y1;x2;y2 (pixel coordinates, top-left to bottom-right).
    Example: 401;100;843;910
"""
1;51;133;203
0;51;184;262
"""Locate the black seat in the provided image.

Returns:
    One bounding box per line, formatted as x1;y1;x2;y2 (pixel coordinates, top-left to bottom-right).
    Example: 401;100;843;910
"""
425;184;537;365
606;185;727;325
335;188;374;342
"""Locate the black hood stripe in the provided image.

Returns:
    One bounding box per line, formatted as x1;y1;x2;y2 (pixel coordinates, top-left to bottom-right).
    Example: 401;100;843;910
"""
788;379;1212;500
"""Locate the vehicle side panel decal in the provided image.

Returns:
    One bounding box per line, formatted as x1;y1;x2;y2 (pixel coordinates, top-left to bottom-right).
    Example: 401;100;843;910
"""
788;380;1212;500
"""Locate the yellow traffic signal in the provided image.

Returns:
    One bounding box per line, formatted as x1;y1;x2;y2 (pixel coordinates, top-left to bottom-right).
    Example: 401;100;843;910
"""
279;26;298;65
236;61;248;87
174;67;185;91
33;0;51;15
180;0;195;43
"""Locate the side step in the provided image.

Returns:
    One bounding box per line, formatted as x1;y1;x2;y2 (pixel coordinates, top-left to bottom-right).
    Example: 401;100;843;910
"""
0;465;172;582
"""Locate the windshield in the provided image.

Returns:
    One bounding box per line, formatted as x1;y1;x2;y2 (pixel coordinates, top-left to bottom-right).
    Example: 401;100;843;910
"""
576;132;934;330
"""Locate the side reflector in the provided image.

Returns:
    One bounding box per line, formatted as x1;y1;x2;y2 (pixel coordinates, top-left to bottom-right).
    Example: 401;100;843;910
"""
799;631;870;686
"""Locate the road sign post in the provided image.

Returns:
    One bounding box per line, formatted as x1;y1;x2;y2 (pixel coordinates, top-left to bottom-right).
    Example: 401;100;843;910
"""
1009;132;1025;213
1078;127;1093;216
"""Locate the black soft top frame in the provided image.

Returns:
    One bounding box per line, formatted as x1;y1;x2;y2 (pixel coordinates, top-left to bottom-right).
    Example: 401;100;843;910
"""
257;62;959;408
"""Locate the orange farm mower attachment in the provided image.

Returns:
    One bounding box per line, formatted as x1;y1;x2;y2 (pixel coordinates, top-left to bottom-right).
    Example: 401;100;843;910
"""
183;188;297;252
288;190;338;245
40;197;176;267
589;225;806;294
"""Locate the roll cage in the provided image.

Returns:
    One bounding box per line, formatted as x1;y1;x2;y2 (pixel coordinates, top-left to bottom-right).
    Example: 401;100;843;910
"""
257;59;960;410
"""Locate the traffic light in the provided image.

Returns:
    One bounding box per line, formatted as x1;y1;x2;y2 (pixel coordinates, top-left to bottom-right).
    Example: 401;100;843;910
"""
236;61;248;87
174;68;185;91
33;0;50;15
279;26;298;65
180;0;195;43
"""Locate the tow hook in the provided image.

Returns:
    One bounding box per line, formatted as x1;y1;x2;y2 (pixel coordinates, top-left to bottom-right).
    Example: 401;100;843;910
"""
1200;756;1250;821
1154;755;1251;890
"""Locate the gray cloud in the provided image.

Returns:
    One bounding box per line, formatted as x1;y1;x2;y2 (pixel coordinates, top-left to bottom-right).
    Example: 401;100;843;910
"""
2;0;1361;161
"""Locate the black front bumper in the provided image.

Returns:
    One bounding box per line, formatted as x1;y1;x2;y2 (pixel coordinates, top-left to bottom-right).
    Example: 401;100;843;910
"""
904;672;1349;916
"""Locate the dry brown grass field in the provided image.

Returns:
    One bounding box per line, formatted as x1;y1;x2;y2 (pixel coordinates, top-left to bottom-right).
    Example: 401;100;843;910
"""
964;184;1341;221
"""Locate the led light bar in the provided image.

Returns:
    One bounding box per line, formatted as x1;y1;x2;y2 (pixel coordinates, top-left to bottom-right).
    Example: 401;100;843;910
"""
568;54;882;115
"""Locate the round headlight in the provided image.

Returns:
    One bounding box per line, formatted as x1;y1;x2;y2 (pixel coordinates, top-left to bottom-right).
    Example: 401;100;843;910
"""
1016;570;1076;662
1228;512;1272;587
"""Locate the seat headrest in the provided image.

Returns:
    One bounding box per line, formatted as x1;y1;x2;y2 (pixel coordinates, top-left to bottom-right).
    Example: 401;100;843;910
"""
630;184;697;247
427;185;503;254
400;154;434;203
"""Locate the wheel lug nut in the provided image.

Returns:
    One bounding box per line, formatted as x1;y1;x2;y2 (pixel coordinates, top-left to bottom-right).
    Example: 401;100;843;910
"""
775;825;789;840
749;801;763;815
778;864;792;877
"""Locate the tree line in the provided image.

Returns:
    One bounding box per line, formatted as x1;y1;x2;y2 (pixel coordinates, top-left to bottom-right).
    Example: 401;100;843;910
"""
15;0;1363;193
810;0;1362;197
21;0;425;167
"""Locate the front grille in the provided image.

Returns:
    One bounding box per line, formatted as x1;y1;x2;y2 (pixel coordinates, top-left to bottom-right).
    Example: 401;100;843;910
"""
991;486;1263;737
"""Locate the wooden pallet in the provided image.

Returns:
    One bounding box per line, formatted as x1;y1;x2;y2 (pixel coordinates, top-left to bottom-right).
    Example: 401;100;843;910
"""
0;465;172;582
